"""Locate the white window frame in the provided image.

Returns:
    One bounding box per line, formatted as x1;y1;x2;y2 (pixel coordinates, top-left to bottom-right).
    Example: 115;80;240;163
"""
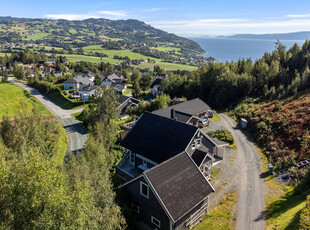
196;138;202;147
191;142;196;150
140;181;149;199
151;216;161;228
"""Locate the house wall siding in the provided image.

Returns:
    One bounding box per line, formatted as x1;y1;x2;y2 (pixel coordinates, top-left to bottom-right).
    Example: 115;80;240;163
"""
121;177;171;229
174;197;209;230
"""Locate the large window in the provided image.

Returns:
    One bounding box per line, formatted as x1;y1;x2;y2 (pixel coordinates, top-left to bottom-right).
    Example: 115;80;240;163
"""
151;216;161;228
140;181;149;199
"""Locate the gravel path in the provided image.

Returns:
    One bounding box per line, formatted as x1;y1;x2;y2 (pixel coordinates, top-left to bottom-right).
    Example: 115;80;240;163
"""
9;79;87;153
218;114;265;230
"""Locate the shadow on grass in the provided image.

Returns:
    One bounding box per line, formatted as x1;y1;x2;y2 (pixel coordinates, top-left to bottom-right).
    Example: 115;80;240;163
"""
266;188;309;221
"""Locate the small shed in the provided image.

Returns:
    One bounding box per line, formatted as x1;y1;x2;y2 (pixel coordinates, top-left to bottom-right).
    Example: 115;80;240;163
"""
240;118;248;129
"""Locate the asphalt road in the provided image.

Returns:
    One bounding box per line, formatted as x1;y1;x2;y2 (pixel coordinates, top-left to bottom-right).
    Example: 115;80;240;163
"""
219;114;265;230
9;79;87;153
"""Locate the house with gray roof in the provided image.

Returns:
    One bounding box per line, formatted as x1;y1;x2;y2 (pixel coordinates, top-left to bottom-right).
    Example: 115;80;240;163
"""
99;73;127;93
117;112;225;229
119;151;214;229
153;98;213;127
63;75;94;90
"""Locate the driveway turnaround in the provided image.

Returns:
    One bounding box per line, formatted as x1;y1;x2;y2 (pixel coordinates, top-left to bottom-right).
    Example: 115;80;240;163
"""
9;79;87;153
219;114;265;230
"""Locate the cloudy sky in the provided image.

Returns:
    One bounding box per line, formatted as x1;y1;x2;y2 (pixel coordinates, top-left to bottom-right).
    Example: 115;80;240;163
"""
1;0;310;36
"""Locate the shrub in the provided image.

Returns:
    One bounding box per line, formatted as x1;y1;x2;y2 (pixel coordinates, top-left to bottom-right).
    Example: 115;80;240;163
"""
207;129;234;145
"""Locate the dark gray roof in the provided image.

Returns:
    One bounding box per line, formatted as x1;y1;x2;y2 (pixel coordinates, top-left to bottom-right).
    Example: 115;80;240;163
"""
150;78;162;88
153;98;211;119
78;84;97;92
121;112;198;164
144;152;214;222
191;149;207;167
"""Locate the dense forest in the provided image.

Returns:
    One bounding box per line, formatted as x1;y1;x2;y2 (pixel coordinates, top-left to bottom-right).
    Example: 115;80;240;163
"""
161;41;310;109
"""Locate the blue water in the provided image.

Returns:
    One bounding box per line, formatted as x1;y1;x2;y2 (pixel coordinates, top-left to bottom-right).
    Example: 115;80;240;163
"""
190;37;306;62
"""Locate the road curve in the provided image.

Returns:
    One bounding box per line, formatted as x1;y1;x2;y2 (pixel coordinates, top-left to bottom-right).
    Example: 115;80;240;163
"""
219;114;265;230
8;79;87;153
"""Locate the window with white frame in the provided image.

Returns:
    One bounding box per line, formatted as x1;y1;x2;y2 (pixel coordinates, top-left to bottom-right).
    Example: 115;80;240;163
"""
191;142;196;150
140;181;149;198
196;138;202;147
151;216;161;228
143;159;147;167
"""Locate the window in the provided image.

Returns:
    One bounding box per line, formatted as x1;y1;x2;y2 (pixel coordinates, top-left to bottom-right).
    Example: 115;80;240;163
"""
140;181;149;198
196;139;201;147
143;159;147;167
151;216;161;228
191;142;196;150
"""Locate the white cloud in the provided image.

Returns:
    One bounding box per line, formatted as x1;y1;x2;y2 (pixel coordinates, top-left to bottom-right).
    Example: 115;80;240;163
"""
97;10;127;17
46;14;99;20
287;14;310;18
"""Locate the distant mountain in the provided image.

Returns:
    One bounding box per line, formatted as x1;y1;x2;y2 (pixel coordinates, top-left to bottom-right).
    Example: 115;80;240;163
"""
224;31;310;40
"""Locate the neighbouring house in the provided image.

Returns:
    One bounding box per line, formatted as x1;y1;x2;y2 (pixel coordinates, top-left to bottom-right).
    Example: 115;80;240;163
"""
150;78;163;97
54;72;66;78
0;65;6;70
44;60;56;66
117;95;140;115
79;84;97;101
118;151;215;230
100;73;127;94
100;73;123;87
142;73;154;78
63;75;94;90
116;112;227;182
156;73;168;78
82;70;96;81
152;98;213;127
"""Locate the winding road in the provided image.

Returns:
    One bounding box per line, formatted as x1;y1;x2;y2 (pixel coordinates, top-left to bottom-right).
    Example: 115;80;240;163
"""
219;114;265;230
9;78;87;154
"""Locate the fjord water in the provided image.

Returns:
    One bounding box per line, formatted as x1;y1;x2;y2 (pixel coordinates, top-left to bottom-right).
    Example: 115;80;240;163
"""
191;37;306;62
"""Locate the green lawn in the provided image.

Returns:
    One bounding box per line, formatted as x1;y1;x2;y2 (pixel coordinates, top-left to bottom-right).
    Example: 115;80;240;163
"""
57;54;119;64
266;187;309;230
26;31;50;40
193;193;237;230
0;82;51;117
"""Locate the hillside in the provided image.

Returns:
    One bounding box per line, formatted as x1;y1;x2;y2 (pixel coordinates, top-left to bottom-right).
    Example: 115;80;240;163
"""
0;17;206;67
231;92;310;170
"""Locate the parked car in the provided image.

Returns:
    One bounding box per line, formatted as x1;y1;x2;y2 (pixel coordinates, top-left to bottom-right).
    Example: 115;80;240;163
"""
207;110;214;118
198;118;209;128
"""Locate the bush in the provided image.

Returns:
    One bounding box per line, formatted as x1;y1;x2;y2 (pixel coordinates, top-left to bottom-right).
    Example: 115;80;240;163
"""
207;129;234;145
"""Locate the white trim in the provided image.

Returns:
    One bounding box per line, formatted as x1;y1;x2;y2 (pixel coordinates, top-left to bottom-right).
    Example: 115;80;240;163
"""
185;129;200;152
151;216;161;228
140;181;149;199
118;174;143;189
136;154;158;166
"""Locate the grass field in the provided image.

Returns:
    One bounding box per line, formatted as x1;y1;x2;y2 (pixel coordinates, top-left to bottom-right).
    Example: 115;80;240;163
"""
266;187;309;230
193;193;237;230
26;31;50;40
0;82;67;164
0;82;51;117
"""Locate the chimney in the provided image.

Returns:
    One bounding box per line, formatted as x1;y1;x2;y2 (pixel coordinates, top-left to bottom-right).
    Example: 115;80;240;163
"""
171;109;176;119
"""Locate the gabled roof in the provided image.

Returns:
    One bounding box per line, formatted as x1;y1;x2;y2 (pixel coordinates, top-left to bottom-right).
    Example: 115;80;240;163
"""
121;112;198;164
64;75;94;86
153;98;211;119
78;84;97;92
113;83;126;91
144;152;214;223
150;78;162;88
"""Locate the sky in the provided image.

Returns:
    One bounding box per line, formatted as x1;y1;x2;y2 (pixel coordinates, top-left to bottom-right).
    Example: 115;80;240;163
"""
1;0;310;36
